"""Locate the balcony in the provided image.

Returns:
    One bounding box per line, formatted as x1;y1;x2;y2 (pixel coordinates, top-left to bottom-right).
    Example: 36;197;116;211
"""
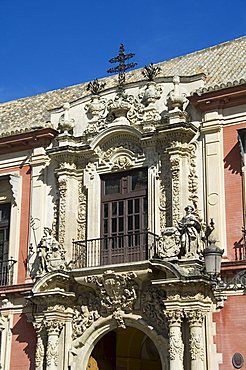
72;231;159;269
0;259;16;286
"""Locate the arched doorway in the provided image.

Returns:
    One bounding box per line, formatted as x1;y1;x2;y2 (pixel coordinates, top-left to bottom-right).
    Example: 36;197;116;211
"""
86;326;162;370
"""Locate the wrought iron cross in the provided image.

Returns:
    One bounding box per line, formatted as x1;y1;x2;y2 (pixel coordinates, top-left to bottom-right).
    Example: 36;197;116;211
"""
107;43;137;89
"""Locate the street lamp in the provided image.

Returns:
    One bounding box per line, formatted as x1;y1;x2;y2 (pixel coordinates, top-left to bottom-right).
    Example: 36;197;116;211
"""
203;240;224;277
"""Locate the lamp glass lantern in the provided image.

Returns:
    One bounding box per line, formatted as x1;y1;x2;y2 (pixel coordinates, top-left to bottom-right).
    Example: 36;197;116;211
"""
203;240;224;276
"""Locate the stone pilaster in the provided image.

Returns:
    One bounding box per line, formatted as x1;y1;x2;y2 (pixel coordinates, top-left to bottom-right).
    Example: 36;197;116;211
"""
165;310;184;370
185;310;206;370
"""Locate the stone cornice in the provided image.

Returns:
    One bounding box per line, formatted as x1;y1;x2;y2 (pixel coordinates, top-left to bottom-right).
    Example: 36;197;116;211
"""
0;128;58;154
189;84;246;112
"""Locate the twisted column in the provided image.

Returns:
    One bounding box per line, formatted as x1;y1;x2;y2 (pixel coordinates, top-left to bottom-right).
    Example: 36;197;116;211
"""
165;310;184;370
185;310;206;370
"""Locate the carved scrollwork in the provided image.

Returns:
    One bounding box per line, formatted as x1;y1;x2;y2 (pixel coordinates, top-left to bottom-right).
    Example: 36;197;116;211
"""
72;291;100;339
141;286;167;335
87;270;137;328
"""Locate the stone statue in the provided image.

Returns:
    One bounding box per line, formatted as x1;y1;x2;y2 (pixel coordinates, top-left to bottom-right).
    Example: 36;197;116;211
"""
178;206;204;258
37;228;67;275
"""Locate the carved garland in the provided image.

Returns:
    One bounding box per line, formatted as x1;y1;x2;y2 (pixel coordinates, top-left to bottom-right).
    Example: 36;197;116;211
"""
188;142;199;210
57;177;67;246
170;156;180;224
77;180;87;241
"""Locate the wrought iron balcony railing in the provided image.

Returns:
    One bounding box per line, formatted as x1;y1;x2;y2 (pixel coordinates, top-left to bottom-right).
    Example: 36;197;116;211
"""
72;231;159;269
0;259;16;286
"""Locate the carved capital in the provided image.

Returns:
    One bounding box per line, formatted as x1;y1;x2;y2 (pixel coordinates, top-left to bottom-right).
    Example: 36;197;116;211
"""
185;310;206;326
44;320;65;335
165;310;183;326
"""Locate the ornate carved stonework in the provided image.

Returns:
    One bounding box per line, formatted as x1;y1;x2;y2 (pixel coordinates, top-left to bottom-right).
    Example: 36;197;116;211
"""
46;338;59;366
177;206;205;258
58;103;75;134
44;320;65;335
87;270;137;328
159;153;172;229
77;182;87;241
170;156;180;224
165;310;184;326
57;176;67;246
158;227;180;258
37;228;67;275
141;286;167;335
33;322;45;370
188;142;199;209
111;155;133;170
72;292;100;339
190;332;204;360
169;330;184;361
185;310;205;326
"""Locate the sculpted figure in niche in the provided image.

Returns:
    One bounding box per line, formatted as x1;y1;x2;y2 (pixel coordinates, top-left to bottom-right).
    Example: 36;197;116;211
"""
178;206;204;258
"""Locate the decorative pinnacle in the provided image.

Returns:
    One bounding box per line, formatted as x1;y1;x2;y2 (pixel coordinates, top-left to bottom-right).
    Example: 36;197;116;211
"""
107;43;137;89
142;63;161;81
87;79;106;95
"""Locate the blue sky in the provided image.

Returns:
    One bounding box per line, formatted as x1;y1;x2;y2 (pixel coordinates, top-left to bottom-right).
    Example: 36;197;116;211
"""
0;0;245;103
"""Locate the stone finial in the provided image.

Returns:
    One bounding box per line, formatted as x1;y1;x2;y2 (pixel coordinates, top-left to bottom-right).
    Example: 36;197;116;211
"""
58;102;75;134
168;76;187;111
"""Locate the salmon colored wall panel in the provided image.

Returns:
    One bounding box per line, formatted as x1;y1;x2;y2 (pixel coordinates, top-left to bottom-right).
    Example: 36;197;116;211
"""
223;123;245;260
18;166;31;283
10;314;36;370
213;295;246;370
0;165;31;284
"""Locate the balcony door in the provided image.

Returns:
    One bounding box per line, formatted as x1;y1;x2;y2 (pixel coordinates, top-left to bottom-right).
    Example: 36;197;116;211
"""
101;169;147;265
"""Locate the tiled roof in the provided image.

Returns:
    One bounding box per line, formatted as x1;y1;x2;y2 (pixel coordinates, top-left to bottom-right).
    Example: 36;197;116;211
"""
0;36;245;135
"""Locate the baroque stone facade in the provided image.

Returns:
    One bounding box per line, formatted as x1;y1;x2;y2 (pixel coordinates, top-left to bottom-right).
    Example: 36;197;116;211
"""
0;37;246;370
